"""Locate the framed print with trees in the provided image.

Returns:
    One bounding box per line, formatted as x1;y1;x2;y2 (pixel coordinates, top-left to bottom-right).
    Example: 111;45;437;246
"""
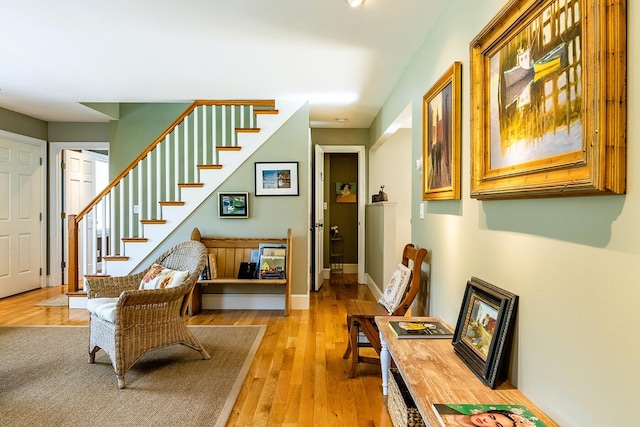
469;0;626;199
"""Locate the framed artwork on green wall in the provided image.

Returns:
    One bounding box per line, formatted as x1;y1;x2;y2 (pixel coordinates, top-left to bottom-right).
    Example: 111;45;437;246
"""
218;192;249;218
469;0;626;199
255;162;299;196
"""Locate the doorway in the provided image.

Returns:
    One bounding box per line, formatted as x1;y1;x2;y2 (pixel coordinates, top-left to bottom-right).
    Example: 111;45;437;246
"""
313;145;365;292
49;142;109;287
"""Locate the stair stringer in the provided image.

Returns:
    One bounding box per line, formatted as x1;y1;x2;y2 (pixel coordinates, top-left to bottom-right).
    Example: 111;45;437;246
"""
104;99;306;276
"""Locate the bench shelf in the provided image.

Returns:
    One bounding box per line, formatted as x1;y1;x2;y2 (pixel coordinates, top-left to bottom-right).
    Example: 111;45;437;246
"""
190;227;292;316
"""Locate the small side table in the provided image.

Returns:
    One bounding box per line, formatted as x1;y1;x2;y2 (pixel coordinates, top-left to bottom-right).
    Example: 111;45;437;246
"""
330;236;343;274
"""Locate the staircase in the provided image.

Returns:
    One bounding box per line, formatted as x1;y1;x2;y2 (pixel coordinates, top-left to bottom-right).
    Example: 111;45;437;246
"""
68;99;303;292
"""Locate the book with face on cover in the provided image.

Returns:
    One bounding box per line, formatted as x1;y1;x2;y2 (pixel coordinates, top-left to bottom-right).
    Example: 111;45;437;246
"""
431;403;545;427
387;320;453;339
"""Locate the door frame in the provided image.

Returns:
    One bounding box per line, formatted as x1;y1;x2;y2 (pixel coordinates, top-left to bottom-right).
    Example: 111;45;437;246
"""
48;142;108;287
0;129;47;290
315;145;366;286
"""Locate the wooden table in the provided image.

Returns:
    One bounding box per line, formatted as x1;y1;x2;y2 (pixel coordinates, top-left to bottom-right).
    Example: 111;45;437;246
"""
376;316;558;426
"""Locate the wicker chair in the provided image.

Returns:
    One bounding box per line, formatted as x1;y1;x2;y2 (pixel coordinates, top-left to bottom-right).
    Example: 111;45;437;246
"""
86;240;210;389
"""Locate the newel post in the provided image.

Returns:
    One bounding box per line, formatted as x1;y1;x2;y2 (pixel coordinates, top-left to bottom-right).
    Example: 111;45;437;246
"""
68;214;79;292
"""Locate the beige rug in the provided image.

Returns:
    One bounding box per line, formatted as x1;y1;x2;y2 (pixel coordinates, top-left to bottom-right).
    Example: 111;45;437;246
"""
0;325;265;427
34;294;68;306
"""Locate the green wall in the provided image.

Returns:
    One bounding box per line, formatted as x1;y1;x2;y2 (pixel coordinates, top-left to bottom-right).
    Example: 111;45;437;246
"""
109;103;190;178
371;0;639;425
48;122;110;142
0;107;47;140
327;153;358;265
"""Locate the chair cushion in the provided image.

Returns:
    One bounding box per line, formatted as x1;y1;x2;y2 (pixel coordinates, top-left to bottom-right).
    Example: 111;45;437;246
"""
378;263;412;314
87;297;119;323
139;263;189;290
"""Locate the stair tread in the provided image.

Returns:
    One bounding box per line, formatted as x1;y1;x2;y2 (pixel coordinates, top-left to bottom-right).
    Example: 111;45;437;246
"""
140;219;167;224
122;237;148;242
103;256;129;261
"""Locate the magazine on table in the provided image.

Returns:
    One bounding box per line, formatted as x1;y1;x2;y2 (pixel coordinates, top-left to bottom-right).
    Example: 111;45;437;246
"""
431;403;545;427
388;320;453;339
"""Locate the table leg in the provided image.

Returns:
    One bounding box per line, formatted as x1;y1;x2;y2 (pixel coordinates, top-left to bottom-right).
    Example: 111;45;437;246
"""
379;328;390;395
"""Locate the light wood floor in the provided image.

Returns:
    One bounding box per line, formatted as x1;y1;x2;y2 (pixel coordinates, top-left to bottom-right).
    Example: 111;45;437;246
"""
0;274;392;427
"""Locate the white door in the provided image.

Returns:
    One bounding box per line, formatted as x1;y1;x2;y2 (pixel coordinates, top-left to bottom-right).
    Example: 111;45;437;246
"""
313;145;325;291
63;150;96;283
0;136;43;298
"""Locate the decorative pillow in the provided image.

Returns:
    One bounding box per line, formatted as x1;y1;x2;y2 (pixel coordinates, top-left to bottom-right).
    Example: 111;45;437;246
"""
378;263;412;314
139;263;189;290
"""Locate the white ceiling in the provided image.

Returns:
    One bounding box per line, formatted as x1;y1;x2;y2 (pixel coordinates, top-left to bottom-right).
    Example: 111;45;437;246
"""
0;0;444;128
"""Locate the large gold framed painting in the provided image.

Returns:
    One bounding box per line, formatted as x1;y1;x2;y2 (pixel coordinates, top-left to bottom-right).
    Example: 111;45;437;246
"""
470;0;626;199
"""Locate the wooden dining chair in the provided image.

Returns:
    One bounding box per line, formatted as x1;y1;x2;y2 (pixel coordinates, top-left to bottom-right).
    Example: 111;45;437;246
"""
343;243;427;378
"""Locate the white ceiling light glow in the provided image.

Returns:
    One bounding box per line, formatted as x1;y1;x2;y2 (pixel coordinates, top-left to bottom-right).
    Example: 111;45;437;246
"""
346;0;365;7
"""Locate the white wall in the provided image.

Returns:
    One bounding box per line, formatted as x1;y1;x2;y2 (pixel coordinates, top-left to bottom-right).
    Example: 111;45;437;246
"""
370;0;640;425
369;127;412;261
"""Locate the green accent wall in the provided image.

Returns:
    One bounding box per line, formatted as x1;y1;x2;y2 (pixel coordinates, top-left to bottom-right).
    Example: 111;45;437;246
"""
0;107;47;140
109;103;190;178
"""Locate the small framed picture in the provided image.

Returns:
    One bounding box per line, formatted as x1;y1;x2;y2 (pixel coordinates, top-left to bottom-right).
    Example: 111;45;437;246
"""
255;162;299;196
335;181;356;203
452;276;518;389
218;192;249;218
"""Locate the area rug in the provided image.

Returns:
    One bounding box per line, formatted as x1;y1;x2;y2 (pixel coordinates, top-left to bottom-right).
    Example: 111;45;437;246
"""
0;325;265;427
34;294;68;306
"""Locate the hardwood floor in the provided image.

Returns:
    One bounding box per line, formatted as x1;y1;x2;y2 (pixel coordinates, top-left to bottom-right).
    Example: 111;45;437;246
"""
0;274;392;427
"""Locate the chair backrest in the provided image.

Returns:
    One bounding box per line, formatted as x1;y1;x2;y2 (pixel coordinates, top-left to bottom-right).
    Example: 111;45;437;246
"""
151;240;208;313
390;244;428;316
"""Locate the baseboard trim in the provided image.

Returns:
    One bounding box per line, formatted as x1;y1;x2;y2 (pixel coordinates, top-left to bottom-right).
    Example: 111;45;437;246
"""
365;274;383;300
68;295;87;309
202;293;310;311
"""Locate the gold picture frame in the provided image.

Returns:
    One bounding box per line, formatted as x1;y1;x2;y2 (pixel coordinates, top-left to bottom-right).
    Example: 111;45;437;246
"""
470;0;626;199
423;61;462;200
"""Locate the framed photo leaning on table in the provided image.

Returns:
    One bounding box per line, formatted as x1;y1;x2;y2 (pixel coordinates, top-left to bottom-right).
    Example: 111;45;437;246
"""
452;277;518;389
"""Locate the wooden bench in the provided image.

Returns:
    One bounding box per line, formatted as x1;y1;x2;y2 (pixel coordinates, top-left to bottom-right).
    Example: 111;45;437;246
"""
189;227;292;316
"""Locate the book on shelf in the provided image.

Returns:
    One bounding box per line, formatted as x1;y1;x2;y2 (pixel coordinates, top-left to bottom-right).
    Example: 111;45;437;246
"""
431;403;545;427
208;253;217;279
258;244;287;279
388;320;453;339
237;262;257;279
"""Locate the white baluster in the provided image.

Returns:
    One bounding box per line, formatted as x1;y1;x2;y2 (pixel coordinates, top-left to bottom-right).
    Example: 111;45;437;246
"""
194;106;200;179
164;134;171;206
183;114;190;185
212;105;218;164
147;149;153;220
221;105;227;147
137;159;143;237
